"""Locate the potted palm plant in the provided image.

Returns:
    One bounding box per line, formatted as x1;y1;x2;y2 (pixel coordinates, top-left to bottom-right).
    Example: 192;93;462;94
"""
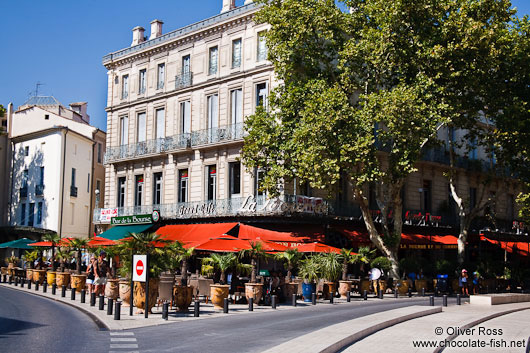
6;256;19;277
274;248;302;299
43;234;61;270
298;256;321;302
67;238;89;292
173;243;195;312
338;248;357;298
319;252;342;299
355;246;376;294
116;232;170;314
24;250;39;282
55;248;73;288
239;241;267;303
201;253;237;310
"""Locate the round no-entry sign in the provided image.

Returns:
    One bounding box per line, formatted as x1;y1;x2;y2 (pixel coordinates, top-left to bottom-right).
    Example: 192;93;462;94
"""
132;255;147;282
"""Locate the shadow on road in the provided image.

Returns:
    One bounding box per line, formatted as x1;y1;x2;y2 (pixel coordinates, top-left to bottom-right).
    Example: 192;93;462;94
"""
0;316;46;337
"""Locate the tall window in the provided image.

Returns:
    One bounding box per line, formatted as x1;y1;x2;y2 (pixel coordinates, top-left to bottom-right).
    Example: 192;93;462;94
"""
182;55;191;75
117;177;126;207
229;162;241;198
180;101;191;134
507;194;515;219
71;168;76;187
155;108;165;139
97;143;102;163
23;169;28;188
24;146;29;156
137;112;146;142
135;175;144;206
209;46;218;75
256;82;268;108
139;69;146;94
121;75;129;99
39;166;44;186
28;203;35;227
469;187;477;210
206;165;217;201
422;180;432;213
20;204;26;225
257;31;267;61
232;39;242;68
87;173;90;193
157;63;165;89
178;169;189;203
153;172;162;205
120;116;129;145
469;138;477;160
254;167;264;196
96;179;101;193
230;89;243;125
207;94;219;130
37;202;43;224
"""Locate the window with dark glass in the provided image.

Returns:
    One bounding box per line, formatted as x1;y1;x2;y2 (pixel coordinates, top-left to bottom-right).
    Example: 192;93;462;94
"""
135;175;144;206
256;82;268;108
37;202;43;224
507;193;514;219
121;75;129;99
153;172;162;205
179;170;189;203
22;169;28;188
232;38;242;68
118;177;126;208
24;146;29;156
97;143;102;163
422;180;432;213
71;168;76;187
20;203;26;225
469;187;477;210
206;165;217;201
139;69;146;94
28;203;35;227
254;168;264;196
157;63;165;89
229;162;241;198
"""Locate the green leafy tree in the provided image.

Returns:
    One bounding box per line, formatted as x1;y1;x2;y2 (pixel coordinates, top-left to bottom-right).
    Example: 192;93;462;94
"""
274;248;302;282
238;241;267;283
55;248;73;272
201;253;238;285
43;233;61;271
67;238;89;275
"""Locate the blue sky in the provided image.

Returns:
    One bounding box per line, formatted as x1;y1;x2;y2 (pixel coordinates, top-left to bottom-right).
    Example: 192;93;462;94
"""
1;0;529;132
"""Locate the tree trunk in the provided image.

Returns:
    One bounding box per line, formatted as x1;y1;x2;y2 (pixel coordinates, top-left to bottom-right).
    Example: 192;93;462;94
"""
51;245;57;271
251;257;257;283
220;270;226;285
76;250;82;275
180;258;188;286
287;264;292;283
342;260;348;281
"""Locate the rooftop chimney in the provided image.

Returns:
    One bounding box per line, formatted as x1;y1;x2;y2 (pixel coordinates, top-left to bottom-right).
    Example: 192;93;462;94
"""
221;0;236;13
131;26;145;46
150;19;163;40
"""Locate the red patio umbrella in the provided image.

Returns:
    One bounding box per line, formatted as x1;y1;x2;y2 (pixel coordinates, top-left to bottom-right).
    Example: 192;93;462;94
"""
260;241;288;252
293;242;341;254
87;236;116;247
29;241;53;247
186;236;252;252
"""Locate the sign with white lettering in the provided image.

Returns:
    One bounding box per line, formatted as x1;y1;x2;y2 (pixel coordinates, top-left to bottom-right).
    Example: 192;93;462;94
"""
111;214;153;225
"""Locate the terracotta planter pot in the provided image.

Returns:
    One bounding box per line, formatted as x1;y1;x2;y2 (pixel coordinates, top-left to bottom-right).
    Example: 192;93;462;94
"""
245;283;264;303
283;283;298;299
338;280;352;298
33;269;47;284
26;269;33;281
56;272;71;288
47;271;56;286
323;282;336;299
71;274;87;292
396;280;409;295
119;280;131;306
415;279;429;293
173;285;193;312
134;278;159;313
210;284;230;310
105;279;120;299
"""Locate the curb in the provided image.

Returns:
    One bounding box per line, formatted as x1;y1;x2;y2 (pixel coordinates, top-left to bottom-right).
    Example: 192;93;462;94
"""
321;306;442;353
0;284;109;331
434;306;530;353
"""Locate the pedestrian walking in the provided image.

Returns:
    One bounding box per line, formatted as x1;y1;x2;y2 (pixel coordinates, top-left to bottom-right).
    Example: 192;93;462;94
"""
86;256;96;294
460;269;469;296
94;251;110;296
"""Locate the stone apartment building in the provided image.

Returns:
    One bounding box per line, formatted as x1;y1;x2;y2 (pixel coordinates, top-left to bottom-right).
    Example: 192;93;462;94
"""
97;0;524;253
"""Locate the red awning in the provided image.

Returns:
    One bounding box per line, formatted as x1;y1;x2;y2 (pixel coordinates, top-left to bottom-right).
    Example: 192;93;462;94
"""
238;224;311;243
156;223;238;244
293;242;342;254
185;236;251;252
401;233;458;249
481;236;530;256
29;241;53;247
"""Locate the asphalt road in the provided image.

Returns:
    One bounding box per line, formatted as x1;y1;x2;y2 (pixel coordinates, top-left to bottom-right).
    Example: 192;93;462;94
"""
0;286;108;353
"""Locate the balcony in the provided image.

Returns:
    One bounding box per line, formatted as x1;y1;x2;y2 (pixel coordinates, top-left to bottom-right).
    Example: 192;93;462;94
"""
175;72;193;90
19;187;28;198
70;186;78;197
104;124;245;164
35;184;44;196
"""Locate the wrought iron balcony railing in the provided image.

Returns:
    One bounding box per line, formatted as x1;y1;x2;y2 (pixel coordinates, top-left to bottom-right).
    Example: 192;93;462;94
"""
104;124;245;163
175;72;193;90
35;184;44;196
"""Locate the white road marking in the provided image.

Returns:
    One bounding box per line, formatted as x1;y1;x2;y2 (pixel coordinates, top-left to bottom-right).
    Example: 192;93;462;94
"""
110;332;134;336
109;344;139;349
111;338;137;342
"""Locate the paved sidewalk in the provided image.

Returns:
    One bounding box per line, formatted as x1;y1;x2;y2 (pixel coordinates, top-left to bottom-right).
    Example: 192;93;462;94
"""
344;302;530;353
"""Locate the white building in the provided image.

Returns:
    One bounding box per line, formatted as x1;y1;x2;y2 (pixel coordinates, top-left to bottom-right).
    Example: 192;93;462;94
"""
8;96;106;238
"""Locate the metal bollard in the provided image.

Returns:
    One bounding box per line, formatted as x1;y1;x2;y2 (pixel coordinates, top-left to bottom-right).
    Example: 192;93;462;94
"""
14;277;18;286
52;283;56;295
312;293;317;305
223;298;229;313
35;282;39;291
114;301;121;320
486;285;489;294
394;290;398;299
363;290;367;301
90;292;96;306
408;288;412;298
107;298;113;315
8;276;12;285
71;288;76;300
292;293;297;307
99;295;105;310
271;295;277;309
194;300;200;317
249;297;254;311
430;296;435;306
347;291;351;302
378;289;383;299
162;302;168;320
2;274;5;283
330;293;334;304
80;289;86;303
442;295;448;307
61;285;66;297
456;294;461;305
20;279;24;288
43;282;47;293
422;288;426;297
